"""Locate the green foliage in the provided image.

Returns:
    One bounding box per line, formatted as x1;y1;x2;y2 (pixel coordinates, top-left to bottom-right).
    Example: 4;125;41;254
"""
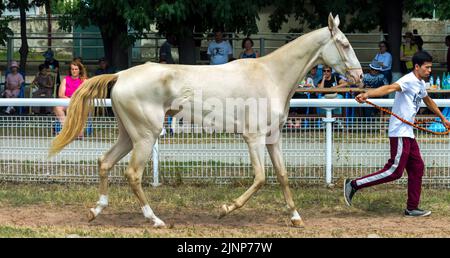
269;0;450;33
57;0;267;45
0;1;13;46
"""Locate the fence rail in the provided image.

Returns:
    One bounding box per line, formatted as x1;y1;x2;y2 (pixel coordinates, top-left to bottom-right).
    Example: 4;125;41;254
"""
1;98;449;187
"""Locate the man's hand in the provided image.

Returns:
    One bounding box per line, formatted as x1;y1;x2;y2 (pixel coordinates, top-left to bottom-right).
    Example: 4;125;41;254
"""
443;118;450;130
355;92;369;103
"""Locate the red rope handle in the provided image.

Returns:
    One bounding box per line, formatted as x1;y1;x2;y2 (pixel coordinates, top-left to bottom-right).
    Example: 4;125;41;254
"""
363;99;449;135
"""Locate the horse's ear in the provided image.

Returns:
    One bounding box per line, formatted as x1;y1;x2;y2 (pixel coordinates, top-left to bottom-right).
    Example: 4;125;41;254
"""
328;13;334;30
334;15;340;28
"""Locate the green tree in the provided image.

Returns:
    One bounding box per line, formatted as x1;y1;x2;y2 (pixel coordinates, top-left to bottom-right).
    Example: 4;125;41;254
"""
268;0;449;74
0;2;13;47
58;0;268;68
5;0;47;74
152;0;268;64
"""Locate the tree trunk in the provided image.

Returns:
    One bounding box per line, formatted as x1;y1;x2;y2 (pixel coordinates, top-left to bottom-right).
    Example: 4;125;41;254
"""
99;21;129;71
18;4;28;74
45;0;52;49
178;29;197;65
382;0;403;74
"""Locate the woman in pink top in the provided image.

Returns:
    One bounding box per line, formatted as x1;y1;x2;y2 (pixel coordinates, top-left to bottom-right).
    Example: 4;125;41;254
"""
54;61;87;127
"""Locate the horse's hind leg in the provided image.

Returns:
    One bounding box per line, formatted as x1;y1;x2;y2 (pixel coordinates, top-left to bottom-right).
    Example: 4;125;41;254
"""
89;117;132;222
266;141;304;227
219;134;266;217
125;133;165;228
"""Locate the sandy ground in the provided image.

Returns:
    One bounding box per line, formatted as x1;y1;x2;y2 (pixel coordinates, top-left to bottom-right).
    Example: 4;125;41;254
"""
1;204;450;238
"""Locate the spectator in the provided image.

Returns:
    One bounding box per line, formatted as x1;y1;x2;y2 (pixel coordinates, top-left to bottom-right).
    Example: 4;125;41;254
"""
54;61;87;128
317;65;347;115
318;65;349;90
363;61;389;89
445;35;450;72
413;29;424;51
372;40;393;83
207;29;233;65
291;66;320;116
239;38;260;59
31;64;54;114
3;61;24;114
360;61;389;117
94;57;115;116
400;32;419;74
159;34;177;64
95;58;114;75
43;49;60;93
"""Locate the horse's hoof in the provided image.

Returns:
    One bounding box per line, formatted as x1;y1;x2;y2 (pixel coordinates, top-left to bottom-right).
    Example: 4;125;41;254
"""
153;219;167;228
291;218;305;228
88;209;96;222
218;204;228;219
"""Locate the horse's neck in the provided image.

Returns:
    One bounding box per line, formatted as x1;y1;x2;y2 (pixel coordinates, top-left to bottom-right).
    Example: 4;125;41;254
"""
261;28;328;99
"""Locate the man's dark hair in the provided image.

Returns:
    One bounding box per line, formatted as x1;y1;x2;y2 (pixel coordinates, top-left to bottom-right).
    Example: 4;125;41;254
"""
446;35;450;42
412;51;432;67
213;27;224;33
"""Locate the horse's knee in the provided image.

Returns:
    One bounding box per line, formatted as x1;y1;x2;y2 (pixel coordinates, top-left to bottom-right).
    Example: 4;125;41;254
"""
125;169;141;186
277;172;289;186
98;158;112;177
254;175;266;189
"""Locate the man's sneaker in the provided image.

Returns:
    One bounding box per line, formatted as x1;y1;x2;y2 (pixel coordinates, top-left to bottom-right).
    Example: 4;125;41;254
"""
343;178;357;206
404;209;431;217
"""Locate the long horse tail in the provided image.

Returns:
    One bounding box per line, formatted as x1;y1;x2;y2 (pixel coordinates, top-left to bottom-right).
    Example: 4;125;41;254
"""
49;74;119;156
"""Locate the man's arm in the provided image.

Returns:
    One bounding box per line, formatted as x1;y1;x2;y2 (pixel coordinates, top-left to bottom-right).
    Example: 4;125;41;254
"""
422;96;450;128
355;83;401;103
335;78;349;88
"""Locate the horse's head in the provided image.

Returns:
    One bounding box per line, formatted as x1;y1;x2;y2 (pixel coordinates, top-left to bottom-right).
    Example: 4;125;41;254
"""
322;13;363;84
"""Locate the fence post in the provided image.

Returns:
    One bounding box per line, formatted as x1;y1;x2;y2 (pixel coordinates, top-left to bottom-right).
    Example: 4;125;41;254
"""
259;38;265;56
7;36;14;65
152;139;161;187
323;108;336;185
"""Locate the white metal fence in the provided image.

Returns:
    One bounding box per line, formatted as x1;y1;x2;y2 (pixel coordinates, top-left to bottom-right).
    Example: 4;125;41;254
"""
1;98;450;187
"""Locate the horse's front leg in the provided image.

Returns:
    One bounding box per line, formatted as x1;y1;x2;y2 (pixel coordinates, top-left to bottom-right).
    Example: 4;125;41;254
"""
219;134;266;218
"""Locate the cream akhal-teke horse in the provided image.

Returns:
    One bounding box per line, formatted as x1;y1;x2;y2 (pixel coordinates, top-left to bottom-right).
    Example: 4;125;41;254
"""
50;14;362;227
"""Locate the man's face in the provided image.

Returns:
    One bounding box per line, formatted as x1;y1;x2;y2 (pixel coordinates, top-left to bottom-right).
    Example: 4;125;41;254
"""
415;62;432;79
99;61;107;69
215;32;223;42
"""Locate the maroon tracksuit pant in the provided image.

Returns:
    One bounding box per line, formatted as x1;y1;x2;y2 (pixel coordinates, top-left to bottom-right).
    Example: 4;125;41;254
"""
351;137;424;210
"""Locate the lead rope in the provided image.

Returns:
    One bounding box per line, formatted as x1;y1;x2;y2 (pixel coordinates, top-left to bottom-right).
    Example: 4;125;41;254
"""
363;99;449;135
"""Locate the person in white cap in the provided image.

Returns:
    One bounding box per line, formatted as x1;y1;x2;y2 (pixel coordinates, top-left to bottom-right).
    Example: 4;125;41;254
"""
3;61;24;114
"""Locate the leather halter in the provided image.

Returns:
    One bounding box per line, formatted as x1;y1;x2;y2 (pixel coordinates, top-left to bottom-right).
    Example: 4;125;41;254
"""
329;28;361;76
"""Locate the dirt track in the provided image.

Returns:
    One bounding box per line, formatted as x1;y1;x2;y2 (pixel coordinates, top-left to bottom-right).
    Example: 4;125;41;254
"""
1;204;450;237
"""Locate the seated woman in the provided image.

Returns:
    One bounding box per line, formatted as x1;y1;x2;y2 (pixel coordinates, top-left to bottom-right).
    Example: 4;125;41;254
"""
54;60;87;128
3;61;24;114
32;64;54;114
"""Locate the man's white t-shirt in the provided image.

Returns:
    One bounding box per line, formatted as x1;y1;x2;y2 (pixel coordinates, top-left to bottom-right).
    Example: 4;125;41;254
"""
207;40;232;65
388;72;428;138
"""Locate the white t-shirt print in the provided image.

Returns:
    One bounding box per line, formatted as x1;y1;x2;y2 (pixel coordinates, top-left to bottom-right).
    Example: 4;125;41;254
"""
388;72;428;138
